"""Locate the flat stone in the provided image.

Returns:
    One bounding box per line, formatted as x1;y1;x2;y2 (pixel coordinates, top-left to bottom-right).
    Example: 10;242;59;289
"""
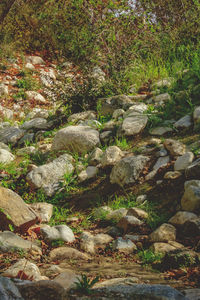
118;216;143;233
174;152;194;171
126;207;148;220
68;111;96;123
0;187;38;231
151;241;184;254
153;156;170;171
26;56;45;64
80;231;95;254
52;125;100;154
94;277;139;288
40;225;75;242
183;288;200;300
49;247;90;261
21;118;47;130
174;115;192;129
150;127;173;136
110;155;149;186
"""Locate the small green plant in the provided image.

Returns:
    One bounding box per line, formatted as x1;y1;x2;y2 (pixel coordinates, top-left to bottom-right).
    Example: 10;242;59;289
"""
138;249;163;266
75;274;100;295
108;194;137;210
51;240;65;247
114;136;130;150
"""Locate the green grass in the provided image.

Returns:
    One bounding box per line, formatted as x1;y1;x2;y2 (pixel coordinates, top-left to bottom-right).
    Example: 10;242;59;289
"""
138;249;163;266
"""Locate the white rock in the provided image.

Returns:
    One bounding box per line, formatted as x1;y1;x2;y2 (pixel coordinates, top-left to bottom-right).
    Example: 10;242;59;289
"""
0;84;9;96
112;237;137;253
164;139;186;156
153;156;170;171
174;115;192;129
169;211;198;226
122;114;148;136
29;202;53;223
26;56;45;65
16;146;36;156
154;93;171;103
25;91;46;104
0;149;15;164
26;108;49;120
40;225;75;242
68;111;96;123
118;215;143;232
25;63;35;70
181;180;200;212
78;166;98;182
21;118;47;130
88;147;103;166
101;146;123;167
174;152;194;171
0;105;14;120
112;109;125;119
193;106;200;124
125;103;148;115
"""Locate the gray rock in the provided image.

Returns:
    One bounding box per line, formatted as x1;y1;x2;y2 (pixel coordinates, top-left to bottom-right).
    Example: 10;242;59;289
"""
0;149;15;164
80;231;95;254
107;208;128;222
193;106;200;124
25;91;46;104
0;276;23;300
153;156;170;171
18;133;34;145
92;206;112;219
26;56;45;64
112;237;137;253
183;288;200;300
25;108;49;120
125;103;148;115
52;125;100;154
154;93;171;103
174;115;192;129
29;202;53;223
100;130;113;144
112;109;125;119
156;148;168;157
122;114;148;136
164;139;186;156
0;127;25;145
151;241;184;254
102;120;116;131
101;146;123;167
126;207;148;220
21;118;47;130
25;62;35;70
3;259;47;281
169;211;198;226
40;225;75;242
174;152;194;171
185;158;200;179
0;84;9;96
27;154;74;196
136;194;147;204
110;155;149;186
16;280;66;300
0;142;10;151
150;127;173;136
94;277;139;288
152;78;173;89
0;231;41;254
181;180;200;212
0;187;38;231
49;247;90;261
68;110;96;123
93;233;113;245
149;223;176;242
16;146;36;156
118;215;143;233
78;166;98;182
0;105;14;120
99;95;132;115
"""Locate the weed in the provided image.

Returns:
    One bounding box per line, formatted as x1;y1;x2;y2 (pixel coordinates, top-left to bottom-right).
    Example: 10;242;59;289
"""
138;249;163;266
75;274;99;295
51;240;65;247
108;194;137;210
114;136;130;150
49;207;70;226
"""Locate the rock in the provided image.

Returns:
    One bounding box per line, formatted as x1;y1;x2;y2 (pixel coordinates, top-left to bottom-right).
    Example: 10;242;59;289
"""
156;148;168;157
124;234;148;243
150;127;173;136
93;233;113;245
117;216;143;233
151;241;184;254
21;118;47;130
0;276;23;300
49;247;90;261
88;147;103;166
28;203;53;223
100;131;113;144
193;106;200;124
154;93;171;103
16;146;36;156
0;127;25;145
0;105;14;120
26;56;45;64
174;115;192;130
40;69;56;87
0;231;41;254
136;194;147;204
149;223;176;242
27;154;74;196
110;155;149;186
185;158;200;179
161;249;199;270
107;208;128;221
181;180;200;212
174;152;194;171
125;103;148;115
26;108;49;120
169;211;198;226
112;109;125;119
152;78;173;88
112;237;137;253
40;225;75;242
94;277;139;288
18;133;34;146
101;146;123;167
78;166;98;182
0;84;9;96
68;110;96;123
183;288;200;300
91;66;105;82
93;284;187;299
52;125;100;154
80;231;95;254
122;114;148;136
3;259;47;281
0;149;15;164
99;95;132;115
102;120;116;131
153;156;170;171
0;187;38;231
164;139;186;156
0;142;10;151
53;270;80;291
25;91;46;104
92;206;112;219
183;218;200;236
25;62;35;70
126;207;148;220
16;280;66;300
164;171;182;180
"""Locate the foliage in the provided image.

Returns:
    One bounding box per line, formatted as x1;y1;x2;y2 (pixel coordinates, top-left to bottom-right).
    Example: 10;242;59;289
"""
138;249;163;266
75;274;99;295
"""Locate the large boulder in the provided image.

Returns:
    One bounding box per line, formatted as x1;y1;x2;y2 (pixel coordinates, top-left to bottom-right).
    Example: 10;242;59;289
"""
110;155;149;186
181;180;200;212
26;154;74;196
149;223;176;242
0;187;38;231
51;125;100;154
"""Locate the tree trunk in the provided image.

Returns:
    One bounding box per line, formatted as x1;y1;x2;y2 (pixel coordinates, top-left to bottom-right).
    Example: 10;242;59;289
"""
0;0;16;25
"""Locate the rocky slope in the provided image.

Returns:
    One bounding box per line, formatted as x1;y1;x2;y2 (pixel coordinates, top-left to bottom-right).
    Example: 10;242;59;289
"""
0;54;200;299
